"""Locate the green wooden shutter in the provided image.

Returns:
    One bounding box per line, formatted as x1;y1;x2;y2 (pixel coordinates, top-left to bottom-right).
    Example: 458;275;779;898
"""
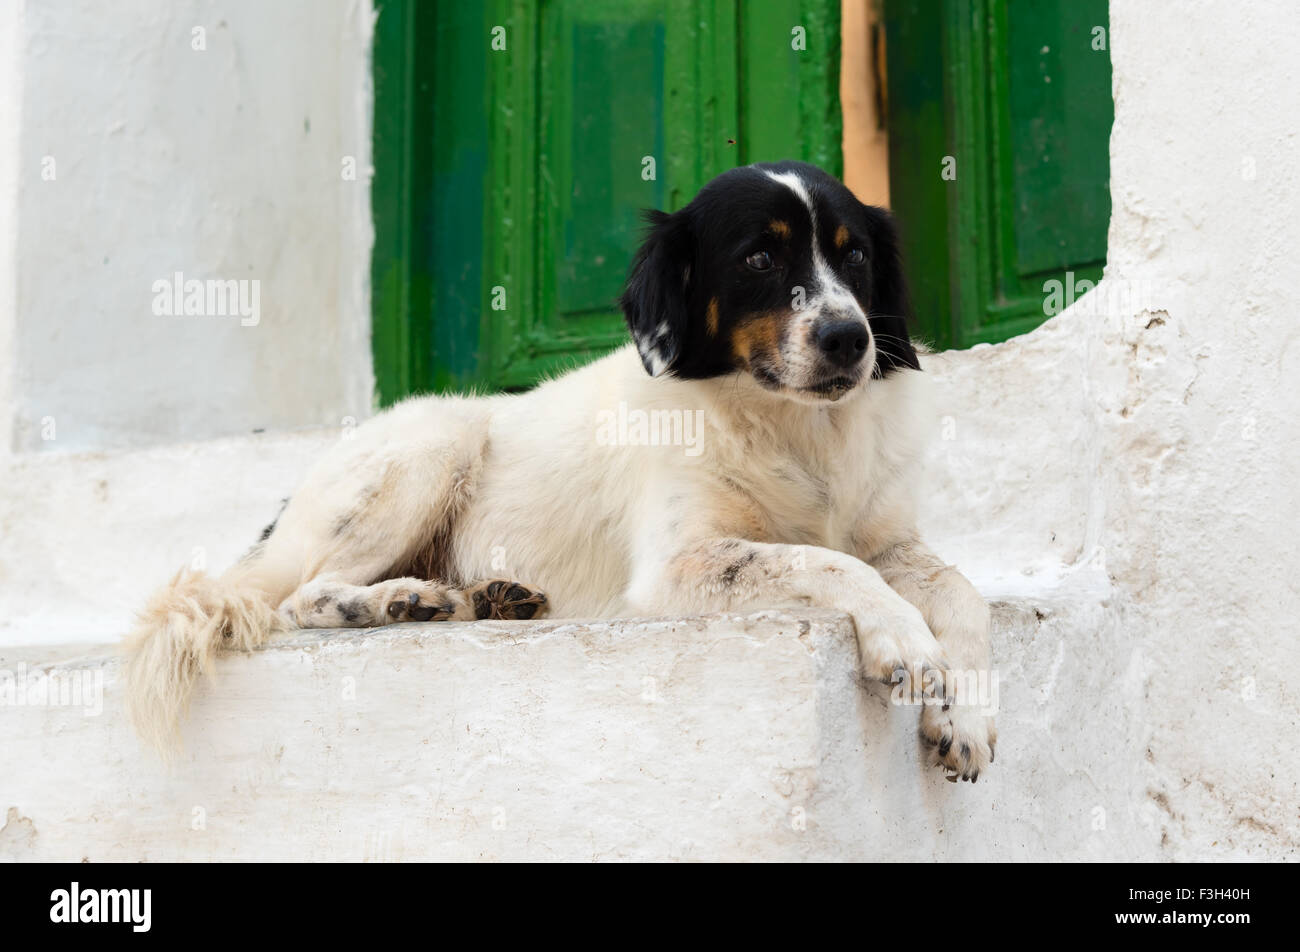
372;0;842;403
885;0;1113;351
372;0;491;400
489;0;742;388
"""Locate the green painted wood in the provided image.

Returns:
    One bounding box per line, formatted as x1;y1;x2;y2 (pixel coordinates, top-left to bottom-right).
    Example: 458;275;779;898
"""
738;0;843;176
886;0;1112;350
372;0;489;402
883;0;954;352
531;0;672;378
490;0;749;390
1004;3;1111;276
426;1;493;392
373;0;843;398
370;0;420;405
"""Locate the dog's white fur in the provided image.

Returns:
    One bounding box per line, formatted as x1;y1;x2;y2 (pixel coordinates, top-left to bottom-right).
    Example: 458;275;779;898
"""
124;342;995;779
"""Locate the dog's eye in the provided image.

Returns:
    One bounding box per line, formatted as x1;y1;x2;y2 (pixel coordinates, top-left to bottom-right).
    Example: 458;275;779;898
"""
745;251;773;272
845;248;865;266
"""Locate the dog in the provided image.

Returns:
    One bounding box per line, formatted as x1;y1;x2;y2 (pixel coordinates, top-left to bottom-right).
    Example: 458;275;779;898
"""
125;161;995;781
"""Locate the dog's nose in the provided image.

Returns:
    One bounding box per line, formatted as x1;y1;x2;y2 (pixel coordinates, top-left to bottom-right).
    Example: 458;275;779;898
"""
814;320;869;368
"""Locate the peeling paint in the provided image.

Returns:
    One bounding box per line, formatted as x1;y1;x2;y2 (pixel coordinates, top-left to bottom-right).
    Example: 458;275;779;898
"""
0;807;38;857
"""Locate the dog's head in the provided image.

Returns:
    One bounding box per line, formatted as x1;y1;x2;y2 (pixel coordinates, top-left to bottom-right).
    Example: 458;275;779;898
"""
620;161;920;402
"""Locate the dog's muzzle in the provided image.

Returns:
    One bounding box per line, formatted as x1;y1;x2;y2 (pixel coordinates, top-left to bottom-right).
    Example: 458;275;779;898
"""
813;318;871;370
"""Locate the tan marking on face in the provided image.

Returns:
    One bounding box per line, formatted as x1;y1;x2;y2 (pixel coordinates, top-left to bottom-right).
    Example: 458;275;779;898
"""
769;220;791;239
706;297;720;336
834;224;850;249
730;312;784;366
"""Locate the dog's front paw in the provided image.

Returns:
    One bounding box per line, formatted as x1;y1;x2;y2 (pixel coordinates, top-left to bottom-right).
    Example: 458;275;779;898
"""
380;579;464;623
854;609;951;703
921;697;996;783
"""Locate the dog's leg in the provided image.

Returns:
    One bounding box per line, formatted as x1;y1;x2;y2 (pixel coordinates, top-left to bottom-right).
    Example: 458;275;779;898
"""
628;537;951;694
126;405;503;752
870;539;996;782
279;574;468;627
279;575;548;628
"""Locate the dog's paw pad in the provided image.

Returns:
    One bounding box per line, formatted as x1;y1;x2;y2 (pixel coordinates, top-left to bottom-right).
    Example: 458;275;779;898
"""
470;579;549;620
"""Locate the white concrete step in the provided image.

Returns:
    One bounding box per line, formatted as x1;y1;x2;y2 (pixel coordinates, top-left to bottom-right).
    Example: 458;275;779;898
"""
0;591;1166;861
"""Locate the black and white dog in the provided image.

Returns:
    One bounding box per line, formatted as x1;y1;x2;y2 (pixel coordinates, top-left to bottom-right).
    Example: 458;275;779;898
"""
126;161;995;781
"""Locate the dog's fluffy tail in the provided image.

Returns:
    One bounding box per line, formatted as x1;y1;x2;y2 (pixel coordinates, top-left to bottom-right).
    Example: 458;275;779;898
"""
123;568;283;755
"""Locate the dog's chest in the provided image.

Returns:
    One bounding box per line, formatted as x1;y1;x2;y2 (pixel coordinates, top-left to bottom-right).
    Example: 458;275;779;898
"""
717;446;868;548
694;404;885;548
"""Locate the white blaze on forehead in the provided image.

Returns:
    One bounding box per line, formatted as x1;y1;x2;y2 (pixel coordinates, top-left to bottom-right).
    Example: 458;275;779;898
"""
763;170;815;216
761;169;862;318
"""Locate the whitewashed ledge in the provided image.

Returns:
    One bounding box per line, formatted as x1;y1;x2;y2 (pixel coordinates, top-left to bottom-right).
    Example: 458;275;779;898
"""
0;591;1175;862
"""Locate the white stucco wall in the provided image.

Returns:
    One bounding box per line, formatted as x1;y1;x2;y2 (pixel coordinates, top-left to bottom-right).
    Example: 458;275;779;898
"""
2;0;375;454
0;1;1297;860
0;2;22;444
917;0;1300;857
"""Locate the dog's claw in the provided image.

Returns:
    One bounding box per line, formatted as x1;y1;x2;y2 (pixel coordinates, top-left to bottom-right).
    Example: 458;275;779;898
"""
407;592;438;622
382;583;459;623
921;699;996;786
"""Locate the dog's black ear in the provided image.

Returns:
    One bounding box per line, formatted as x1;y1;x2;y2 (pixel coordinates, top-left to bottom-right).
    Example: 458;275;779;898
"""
620;209;693;377
862;205;922;375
